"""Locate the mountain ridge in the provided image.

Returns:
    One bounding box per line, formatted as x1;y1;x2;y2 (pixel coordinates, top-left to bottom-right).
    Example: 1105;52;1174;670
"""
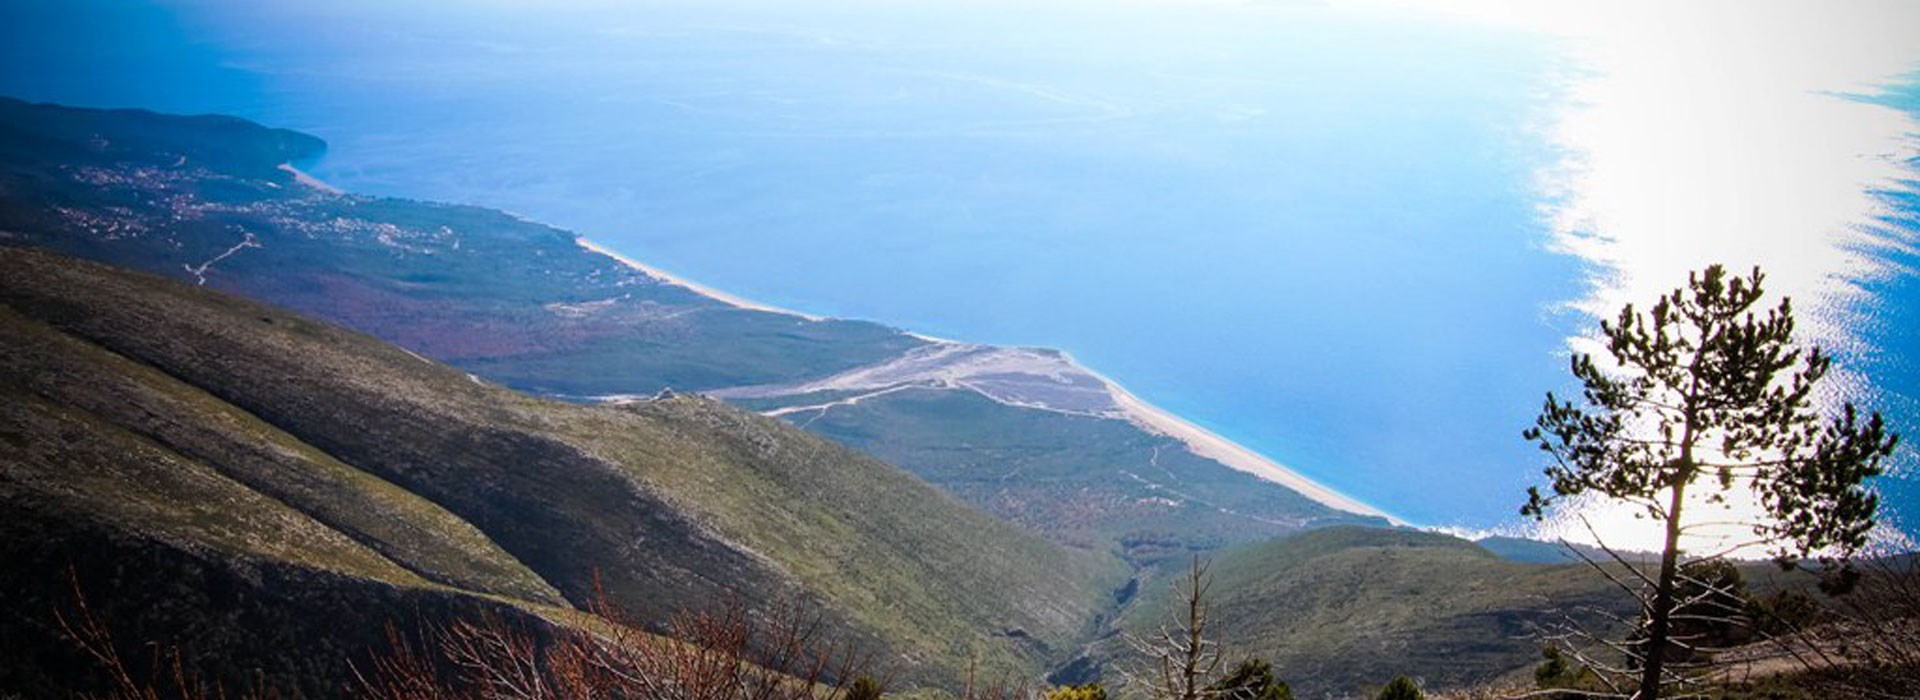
1109;526;1634;698
0;244;1123;693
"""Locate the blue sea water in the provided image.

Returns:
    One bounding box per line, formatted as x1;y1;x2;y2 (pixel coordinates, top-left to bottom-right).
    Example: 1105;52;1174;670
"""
4;0;1914;536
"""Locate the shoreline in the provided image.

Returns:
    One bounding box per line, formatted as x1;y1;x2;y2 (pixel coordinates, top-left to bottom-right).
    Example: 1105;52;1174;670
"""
573;233;1394;522
1091;363;1400;523
574;237;827;321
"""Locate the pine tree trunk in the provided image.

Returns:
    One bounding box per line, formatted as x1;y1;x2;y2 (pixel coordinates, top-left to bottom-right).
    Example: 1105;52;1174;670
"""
1638;481;1688;699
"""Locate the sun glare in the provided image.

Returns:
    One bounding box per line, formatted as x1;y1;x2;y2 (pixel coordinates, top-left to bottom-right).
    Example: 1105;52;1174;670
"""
1346;0;1920;553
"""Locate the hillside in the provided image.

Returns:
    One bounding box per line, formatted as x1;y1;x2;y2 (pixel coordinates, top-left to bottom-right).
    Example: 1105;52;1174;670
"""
0;246;1124;694
1106;527;1636;698
0;96;1385;557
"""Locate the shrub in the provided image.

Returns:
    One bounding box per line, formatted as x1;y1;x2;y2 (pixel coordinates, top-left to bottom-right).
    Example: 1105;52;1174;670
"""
848;675;885;700
1748;588;1821;637
1533;646;1603;699
1043;682;1108;700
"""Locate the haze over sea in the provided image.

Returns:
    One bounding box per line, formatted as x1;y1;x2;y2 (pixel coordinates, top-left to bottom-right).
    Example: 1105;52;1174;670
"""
8;0;1919;548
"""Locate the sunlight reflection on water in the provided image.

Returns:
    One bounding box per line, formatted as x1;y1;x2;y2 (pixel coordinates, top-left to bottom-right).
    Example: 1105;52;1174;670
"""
1379;0;1920;551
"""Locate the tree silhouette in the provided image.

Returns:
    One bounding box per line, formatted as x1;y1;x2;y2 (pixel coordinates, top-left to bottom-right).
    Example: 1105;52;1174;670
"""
1521;264;1896;699
1122;557;1223;700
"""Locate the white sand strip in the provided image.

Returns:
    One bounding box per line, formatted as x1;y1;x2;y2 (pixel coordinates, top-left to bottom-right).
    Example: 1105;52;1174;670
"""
574;237;825;321
277;163;343;194
1094;369;1398;522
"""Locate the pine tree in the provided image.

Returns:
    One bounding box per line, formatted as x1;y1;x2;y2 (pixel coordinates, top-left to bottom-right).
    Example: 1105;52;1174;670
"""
1374;676;1423;700
1521;264;1897;698
846;675;884;700
1205;658;1293;700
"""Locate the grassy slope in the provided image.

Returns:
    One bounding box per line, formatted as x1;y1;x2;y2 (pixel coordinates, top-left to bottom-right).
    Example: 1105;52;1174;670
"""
0;505;567;699
0;312;567;697
0;305;564;603
767;386;1380;557
1111;527;1634;698
570;399;1126;670
0;247;1123;691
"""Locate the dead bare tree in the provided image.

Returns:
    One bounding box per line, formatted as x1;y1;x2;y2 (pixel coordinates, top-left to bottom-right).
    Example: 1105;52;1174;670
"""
1122;556;1224;700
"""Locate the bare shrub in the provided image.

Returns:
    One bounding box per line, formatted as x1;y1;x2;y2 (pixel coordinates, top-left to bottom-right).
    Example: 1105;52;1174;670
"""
1797;553;1920;698
54;566;273;700
357;582;879;700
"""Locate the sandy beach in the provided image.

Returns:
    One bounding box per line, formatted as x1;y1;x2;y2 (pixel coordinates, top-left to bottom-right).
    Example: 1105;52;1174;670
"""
1098;369;1398;522
574;236;826;321
277;163;342;194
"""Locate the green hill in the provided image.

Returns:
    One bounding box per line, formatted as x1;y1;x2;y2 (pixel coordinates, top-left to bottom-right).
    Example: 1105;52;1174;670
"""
0;247;1125;695
1107;527;1634;698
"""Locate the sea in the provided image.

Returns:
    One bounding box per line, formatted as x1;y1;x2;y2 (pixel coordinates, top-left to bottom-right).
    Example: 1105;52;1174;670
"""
5;0;1917;548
